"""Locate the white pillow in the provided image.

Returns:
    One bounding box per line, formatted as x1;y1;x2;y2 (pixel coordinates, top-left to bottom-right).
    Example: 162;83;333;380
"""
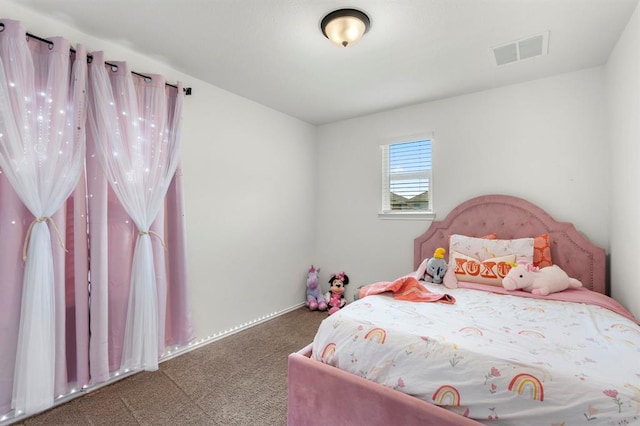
449;234;534;264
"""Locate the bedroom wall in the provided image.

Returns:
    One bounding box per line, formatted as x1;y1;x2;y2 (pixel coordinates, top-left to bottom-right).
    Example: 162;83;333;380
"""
0;1;318;338
315;67;609;301
605;0;640;319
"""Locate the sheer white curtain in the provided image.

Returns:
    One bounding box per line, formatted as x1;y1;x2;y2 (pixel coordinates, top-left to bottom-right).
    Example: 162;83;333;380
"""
0;20;87;414
87;52;183;372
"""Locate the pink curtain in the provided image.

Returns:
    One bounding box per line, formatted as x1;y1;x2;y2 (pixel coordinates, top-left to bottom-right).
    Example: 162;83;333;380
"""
0;19;88;414
86;53;193;378
0;19;193;419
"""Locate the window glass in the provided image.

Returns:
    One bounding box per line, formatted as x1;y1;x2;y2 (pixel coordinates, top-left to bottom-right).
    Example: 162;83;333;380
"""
381;138;432;216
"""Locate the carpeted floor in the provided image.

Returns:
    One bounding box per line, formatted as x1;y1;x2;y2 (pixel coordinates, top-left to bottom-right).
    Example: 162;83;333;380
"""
13;307;326;426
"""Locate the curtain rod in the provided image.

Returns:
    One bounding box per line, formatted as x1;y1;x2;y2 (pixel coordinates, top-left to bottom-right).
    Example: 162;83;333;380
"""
24;31;192;96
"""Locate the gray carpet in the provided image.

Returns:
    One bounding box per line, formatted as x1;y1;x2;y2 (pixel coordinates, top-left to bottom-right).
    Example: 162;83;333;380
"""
14;307;326;426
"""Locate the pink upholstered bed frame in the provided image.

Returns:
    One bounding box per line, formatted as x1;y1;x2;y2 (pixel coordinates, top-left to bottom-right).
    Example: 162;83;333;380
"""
287;194;607;426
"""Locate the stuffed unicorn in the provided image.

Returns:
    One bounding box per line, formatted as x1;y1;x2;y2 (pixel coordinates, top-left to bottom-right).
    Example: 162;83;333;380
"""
502;263;582;296
306;265;327;311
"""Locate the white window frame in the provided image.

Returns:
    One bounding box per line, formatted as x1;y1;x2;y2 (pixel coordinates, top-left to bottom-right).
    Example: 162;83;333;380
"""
378;133;435;220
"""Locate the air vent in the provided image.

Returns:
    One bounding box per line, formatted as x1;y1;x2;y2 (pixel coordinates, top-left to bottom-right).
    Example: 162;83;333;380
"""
491;31;549;66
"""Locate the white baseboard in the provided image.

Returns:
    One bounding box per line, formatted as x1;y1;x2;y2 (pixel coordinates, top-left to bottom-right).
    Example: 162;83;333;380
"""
160;302;305;361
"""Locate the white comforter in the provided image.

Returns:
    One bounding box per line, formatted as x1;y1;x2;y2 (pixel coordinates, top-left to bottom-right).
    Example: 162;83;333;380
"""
311;283;640;425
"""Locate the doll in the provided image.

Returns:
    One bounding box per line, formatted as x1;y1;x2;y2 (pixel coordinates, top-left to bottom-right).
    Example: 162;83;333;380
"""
325;272;349;315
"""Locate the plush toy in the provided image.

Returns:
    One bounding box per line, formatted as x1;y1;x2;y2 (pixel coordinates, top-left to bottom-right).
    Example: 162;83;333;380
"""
352;285;365;302
305;265;327;311
416;247;448;284
325;272;349;315
502;263;582;296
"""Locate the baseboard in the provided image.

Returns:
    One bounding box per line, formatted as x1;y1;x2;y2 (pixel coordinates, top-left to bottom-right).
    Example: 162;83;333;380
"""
160;302;306;361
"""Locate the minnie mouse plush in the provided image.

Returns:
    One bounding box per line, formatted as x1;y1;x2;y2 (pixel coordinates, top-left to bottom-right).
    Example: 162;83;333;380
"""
325;272;349;315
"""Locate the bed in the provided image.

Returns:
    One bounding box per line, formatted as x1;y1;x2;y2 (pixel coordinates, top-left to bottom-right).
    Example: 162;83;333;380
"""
287;194;640;425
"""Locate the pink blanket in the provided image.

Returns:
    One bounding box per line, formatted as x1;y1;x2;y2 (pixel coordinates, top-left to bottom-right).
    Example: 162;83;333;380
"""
456;281;638;324
359;276;456;304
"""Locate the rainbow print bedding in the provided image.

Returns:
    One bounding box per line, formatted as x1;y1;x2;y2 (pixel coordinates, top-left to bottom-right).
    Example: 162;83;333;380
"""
311;282;640;424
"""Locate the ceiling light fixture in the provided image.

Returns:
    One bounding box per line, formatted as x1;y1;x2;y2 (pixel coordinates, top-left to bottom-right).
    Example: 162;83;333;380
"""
321;8;370;47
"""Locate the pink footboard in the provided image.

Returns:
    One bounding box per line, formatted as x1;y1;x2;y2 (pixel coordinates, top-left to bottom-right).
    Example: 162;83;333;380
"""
287;344;481;426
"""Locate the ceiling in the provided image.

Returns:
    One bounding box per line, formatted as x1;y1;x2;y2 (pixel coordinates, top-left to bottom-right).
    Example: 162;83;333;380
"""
10;0;639;125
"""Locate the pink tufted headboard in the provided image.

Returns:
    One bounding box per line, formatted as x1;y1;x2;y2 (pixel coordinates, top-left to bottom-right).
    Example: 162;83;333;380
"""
414;194;607;294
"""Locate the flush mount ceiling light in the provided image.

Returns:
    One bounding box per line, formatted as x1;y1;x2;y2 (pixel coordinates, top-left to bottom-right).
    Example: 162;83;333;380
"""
321;8;370;47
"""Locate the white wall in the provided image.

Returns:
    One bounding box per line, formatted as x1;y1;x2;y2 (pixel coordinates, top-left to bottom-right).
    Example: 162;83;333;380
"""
316;68;609;301
3;0;636;336
183;82;317;336
183;86;317;334
605;1;640;319
0;1;318;339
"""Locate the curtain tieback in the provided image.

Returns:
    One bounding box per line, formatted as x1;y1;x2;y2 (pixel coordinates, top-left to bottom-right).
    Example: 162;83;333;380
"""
22;216;68;261
138;230;167;248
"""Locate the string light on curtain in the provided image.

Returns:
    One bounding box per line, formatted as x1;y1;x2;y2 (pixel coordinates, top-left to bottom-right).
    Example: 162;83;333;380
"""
87;52;184;375
0;18;193;422
320;8;371;47
0;19;88;415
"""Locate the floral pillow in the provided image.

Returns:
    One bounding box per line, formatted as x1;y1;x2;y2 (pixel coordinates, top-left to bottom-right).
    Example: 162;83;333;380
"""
449;234;534;264
465;233;552;267
533;233;553;268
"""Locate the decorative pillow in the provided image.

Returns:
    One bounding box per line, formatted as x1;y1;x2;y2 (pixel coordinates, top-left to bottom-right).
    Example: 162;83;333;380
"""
449;234;534;264
533;233;552;268
478;233;552;267
449;251;516;286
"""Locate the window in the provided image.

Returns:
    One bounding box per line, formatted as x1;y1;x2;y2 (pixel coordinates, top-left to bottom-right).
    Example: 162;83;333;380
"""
380;136;434;219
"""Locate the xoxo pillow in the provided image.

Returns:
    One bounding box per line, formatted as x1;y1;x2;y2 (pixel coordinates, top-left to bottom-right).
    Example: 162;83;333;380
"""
448;251;516;287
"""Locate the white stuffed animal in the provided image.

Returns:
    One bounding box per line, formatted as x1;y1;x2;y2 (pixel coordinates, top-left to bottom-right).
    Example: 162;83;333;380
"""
502;263;582;296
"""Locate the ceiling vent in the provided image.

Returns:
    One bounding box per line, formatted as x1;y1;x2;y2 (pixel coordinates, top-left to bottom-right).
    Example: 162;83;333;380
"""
491;31;549;66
